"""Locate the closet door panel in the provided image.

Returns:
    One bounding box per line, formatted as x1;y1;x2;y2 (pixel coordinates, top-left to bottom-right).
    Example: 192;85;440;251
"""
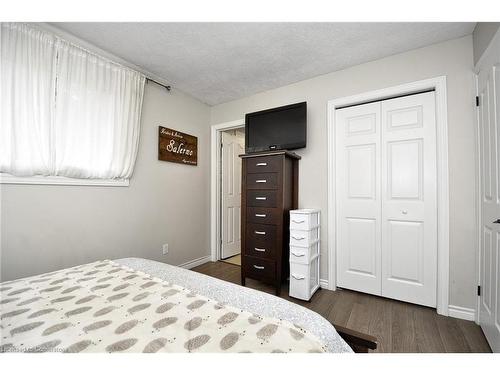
336;102;382;295
381;91;437;307
386;220;424;285
345;217;378;276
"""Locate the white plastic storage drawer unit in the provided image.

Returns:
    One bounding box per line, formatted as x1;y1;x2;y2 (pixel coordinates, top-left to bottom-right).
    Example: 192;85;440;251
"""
290;209;320;230
289;240;320;264
289;209;321;301
289;255;320;301
289;227;320;247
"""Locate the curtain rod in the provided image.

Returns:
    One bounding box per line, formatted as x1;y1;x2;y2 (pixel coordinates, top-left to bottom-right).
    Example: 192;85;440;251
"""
146;78;171;92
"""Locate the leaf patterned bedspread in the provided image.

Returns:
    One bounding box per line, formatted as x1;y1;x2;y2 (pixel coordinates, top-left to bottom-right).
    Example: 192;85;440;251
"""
0;260;327;353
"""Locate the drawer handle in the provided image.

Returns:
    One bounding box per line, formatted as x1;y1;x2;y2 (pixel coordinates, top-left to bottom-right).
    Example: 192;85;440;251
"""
254;231;266;235
255;213;267;218
256;179;267;183
253;265;265;270
291;251;305;257
292;274;305;280
291;235;305;240
254;247;266;252
292;219;305;223
255;197;267;200
256;162;267;166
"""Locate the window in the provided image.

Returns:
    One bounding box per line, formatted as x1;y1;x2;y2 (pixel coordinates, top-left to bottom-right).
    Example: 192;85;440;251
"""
0;23;145;185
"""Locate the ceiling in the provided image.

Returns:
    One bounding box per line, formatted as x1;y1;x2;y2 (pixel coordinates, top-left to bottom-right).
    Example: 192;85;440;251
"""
50;23;475;105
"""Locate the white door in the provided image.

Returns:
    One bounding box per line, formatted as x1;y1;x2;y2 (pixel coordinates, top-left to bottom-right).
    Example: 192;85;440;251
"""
477;64;500;352
336;102;382;295
381;92;437;307
336;91;438;307
221;131;244;259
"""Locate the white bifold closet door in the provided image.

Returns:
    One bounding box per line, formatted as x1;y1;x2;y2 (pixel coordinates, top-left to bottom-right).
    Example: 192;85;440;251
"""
336;91;438;307
335;102;382;295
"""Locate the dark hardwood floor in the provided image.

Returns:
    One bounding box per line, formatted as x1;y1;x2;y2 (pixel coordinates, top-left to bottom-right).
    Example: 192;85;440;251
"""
192;261;492;353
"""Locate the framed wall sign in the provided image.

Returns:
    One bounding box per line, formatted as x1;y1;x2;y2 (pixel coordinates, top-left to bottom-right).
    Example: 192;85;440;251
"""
158;126;198;166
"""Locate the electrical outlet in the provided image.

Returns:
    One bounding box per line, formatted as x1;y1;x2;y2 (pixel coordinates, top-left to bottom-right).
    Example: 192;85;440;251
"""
162;244;169;255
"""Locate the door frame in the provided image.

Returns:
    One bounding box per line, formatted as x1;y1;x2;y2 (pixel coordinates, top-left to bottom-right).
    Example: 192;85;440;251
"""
210;119;246;262
327;76;450;316
474;73;482;325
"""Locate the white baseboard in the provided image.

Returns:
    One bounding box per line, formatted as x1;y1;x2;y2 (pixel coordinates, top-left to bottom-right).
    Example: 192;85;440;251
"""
178;255;212;270
448;305;476;321
320;279;329;289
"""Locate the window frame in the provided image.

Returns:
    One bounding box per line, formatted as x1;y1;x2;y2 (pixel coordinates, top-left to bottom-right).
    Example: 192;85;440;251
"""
0;173;130;187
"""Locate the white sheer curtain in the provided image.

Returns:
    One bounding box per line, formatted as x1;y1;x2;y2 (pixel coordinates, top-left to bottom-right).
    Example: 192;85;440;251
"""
0;23;57;176
0;23;146;181
54;41;145;179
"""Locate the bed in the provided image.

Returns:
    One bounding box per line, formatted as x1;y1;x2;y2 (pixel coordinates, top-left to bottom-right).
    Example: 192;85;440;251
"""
0;258;376;353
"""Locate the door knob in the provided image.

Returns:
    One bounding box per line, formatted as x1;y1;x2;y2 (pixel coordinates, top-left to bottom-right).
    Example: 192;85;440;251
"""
402;210;408;215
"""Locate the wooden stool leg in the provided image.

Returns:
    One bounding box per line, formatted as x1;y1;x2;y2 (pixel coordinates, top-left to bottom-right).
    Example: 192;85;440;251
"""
275;281;281;296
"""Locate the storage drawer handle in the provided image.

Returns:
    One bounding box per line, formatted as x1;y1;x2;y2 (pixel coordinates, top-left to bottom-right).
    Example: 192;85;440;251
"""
291;251;305;257
291;235;306;240
256;179;267;183
292;274;305;280
255;197;267;200
255;213;267;218
256;162;267;166
254;231;266;235
254;247;266;252
292;219;305;223
253;265;265;270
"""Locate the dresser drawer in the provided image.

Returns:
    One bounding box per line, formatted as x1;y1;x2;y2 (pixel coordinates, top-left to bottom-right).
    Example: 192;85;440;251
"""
243;256;276;282
246;156;282;173
247;190;278;207
246;223;277;248
245;243;275;259
246;207;281;225
246;172;278;190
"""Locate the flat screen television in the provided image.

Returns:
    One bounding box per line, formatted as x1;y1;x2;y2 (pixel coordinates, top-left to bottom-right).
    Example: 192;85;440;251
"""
245;102;307;153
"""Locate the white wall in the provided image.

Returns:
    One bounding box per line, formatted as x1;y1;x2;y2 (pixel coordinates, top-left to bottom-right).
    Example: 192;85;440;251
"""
0;83;211;281
211;36;477;310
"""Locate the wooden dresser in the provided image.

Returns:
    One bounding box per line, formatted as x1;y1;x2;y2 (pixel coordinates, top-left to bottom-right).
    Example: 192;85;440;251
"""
240;151;300;295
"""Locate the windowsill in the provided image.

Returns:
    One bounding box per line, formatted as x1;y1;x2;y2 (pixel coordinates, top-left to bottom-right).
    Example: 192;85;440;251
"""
0;174;130;187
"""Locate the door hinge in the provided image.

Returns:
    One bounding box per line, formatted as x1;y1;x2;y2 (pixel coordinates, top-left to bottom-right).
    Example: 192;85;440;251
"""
476;96;480;107
477;285;481;296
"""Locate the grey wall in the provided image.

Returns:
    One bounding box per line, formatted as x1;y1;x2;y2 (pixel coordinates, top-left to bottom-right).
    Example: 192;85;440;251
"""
473;22;500;64
211;36;477;310
0;83;211;281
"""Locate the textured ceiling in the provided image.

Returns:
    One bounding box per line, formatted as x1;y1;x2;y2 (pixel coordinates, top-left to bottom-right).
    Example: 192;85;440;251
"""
50;23;475;105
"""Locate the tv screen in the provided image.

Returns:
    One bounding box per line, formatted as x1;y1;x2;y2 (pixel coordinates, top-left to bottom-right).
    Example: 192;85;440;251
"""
245;102;306;153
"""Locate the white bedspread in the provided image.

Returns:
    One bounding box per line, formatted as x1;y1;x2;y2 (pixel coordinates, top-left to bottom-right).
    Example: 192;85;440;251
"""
1;260;334;353
116;258;351;353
